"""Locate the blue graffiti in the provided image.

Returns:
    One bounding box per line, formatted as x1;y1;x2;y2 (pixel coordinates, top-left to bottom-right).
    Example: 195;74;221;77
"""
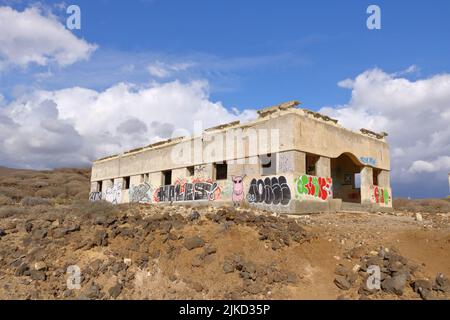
360;157;377;166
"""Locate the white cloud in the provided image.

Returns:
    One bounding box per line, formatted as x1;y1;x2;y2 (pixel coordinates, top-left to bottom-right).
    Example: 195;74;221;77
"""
320;67;450;196
0;80;257;169
0;6;97;70
147;60;194;78
409;156;450;173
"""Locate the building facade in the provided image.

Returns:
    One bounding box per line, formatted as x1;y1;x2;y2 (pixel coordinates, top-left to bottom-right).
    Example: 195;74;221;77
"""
89;101;393;213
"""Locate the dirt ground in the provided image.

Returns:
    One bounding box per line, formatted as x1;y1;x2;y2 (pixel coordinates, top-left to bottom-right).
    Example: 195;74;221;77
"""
0;168;449;300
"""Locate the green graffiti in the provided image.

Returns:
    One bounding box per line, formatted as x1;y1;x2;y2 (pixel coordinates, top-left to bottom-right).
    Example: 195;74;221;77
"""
384;188;389;206
296;175;309;195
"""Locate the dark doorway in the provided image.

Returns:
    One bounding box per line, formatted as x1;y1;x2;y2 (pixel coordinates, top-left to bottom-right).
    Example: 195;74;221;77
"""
331;153;362;203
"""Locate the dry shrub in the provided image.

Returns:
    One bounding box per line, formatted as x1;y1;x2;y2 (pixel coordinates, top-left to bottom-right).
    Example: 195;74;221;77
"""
394;198;450;213
65;180;86;197
71;199;119;218
74;191;89;200
0;186;23;201
21;196;52;207
29;179;50;188
0;207;27;218
0;176;19;186
0;195;14;205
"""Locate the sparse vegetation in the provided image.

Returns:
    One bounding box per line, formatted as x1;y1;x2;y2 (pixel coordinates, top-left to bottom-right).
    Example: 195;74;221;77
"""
394;198;450;213
71;199;119;218
0;195;14;205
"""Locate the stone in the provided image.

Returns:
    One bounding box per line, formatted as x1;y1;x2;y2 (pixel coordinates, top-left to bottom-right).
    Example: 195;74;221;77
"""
192;282;203;292
30;270;46;281
83;283;101;299
244;281;264;295
204;245;217;255
183;236;205;250
223;261;235;274
151;250;161;259
34;261;47;271
381;274;407;295
110;262;127;274
188;211;201;221
25;222;33;233
415;213;423;222
192;255;203;267
94;230;108;246
123;258;132;266
286;272;299;284
334;276;352;290
434;273;450;293
31;228;47;240
108;283;123;299
335;265;350;276
15;263;29;276
0;229;5;237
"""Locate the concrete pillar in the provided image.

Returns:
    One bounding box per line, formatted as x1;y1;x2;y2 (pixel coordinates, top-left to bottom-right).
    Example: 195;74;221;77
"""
360;166;373;204
316;156;331;178
172;168;189;182
377;170;390;188
277;150;305;176
195;164;214;180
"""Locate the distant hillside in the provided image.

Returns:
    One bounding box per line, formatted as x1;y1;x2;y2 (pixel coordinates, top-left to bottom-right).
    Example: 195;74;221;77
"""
0;167;91;205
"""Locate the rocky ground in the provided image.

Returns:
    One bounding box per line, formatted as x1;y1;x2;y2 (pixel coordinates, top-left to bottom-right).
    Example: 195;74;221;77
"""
0;167;449;300
0;203;449;300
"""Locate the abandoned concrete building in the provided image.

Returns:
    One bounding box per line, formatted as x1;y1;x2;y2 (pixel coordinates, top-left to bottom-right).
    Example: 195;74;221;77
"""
90;101;392;213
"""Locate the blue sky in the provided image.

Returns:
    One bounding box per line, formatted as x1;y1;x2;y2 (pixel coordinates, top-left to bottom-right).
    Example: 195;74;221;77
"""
0;0;449;198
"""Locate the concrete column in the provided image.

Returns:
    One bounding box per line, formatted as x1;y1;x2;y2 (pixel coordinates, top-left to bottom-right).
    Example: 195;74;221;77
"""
195;164;214;180
316;156;331;178
130;175;142;188
377;170;391;188
360;166;373;204
277;150;305;176
172;168;189;182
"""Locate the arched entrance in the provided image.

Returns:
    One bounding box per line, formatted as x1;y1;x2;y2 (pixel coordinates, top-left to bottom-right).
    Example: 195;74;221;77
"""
331;153;362;204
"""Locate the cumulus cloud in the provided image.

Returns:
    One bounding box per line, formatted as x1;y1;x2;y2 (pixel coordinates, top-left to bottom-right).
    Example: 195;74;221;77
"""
0;80;257;169
0;6;97;70
320;67;450;197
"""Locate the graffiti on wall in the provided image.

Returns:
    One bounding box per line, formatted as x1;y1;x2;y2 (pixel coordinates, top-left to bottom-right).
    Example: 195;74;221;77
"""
105;182;122;204
370;185;392;207
130;182;153;203
89;192;102;202
154;178;221;203
231;175;246;203
360;157;377;166
295;174;333;201
247;176;291;206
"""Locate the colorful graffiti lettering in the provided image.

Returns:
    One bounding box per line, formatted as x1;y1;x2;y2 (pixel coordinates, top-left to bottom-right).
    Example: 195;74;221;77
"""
295;175;333;201
129;182;153;203
360;157;377;166
371;185;391;206
89;192;102;202
154;178;221;203
105;182;122;204
247;176;291;206
231;175;245;203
